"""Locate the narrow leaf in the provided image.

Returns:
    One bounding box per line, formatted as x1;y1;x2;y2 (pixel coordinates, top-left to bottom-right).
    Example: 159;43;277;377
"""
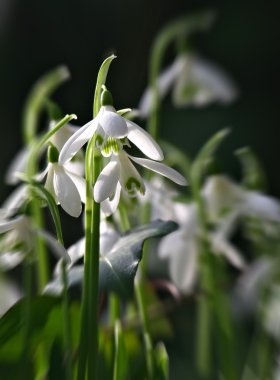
93;55;117;117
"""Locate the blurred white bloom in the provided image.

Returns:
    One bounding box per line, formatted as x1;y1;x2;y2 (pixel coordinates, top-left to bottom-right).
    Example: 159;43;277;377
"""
158;175;280;293
43;145;86;218
5;122;84;186
0;277;22;316
138;53;238;118
0;215;69;270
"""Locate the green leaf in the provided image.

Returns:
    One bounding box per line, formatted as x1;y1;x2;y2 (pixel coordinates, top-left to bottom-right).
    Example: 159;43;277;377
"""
0;296;58;348
155;342;169;380
29;180;64;245
113;320;128;380
46;220;178;297
191;128;230;186
93;54;117;117
23;66;70;145
235;146;267;191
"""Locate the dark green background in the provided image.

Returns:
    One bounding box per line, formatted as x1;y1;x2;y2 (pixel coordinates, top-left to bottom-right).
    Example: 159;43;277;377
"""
0;0;279;198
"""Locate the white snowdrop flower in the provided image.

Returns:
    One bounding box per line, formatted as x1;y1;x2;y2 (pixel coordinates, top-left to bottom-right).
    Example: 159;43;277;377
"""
59;88;165;165
94;150;187;216
138;53;238;118
59;88;186;216
203;175;280;225
43;145;86;218
5;121;84;186
0;215;69;270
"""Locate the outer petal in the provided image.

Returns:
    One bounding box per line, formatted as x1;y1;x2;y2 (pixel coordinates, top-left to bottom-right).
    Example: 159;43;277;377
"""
243;191;280;222
36;228;70;263
0;185;27;218
129;156;187;186
169;241;198;294
94;158;120;203
59;119;98;164
101;182;121;216
211;233;246;270
99;106;128;138
53;165;82;217
67;237;85;267
66;170;87;204
0;216;23;234
0;251;25;270
5;146;29;185
126;120;164;161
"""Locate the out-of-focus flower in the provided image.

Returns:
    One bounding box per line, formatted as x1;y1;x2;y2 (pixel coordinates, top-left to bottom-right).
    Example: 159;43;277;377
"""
157;175;280;294
43;145;86;218
5;122;84;186
138;53;238;118
0;215;69;270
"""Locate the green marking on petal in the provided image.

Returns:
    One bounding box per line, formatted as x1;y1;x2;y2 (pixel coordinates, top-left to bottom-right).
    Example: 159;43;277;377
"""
101;137;121;157
125;177;145;197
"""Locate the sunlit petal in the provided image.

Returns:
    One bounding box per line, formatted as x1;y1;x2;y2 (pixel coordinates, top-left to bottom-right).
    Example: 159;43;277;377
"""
53;165;82;217
126;120;164;161
129;155;187;186
99;106;128;138
94;158;120;203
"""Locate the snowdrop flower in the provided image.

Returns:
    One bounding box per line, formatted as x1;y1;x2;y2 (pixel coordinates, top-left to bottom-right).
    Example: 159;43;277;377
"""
5;121;84;186
60;88;187;215
138;53;238;118
0;215;69;270
43;145;86;217
158;175;280;294
158;202;245;294
203;175;280;226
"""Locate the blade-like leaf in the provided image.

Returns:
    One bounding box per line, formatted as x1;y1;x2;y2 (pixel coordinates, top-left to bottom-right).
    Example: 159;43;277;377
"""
0;296;58;347
235;146;266;191
191;128;230;186
45;220;178;297
23;66;70;145
93;55;117;117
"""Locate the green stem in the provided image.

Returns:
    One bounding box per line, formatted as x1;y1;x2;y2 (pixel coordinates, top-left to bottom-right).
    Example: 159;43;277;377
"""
62;260;73;380
77;138;101;380
118;202;155;380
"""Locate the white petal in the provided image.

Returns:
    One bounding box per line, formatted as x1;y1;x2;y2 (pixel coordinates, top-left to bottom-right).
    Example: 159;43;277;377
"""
118;152;145;196
5;146;29;185
126;120;164;161
44;165;56;198
1;185;27;218
0;216;23;234
59;119;98;164
0;251;25;270
169;239;198;293
129;156;187;186
0;278;22;316
101;182;121;216
67;237;85;267
158;230;182;259
94;159;120;203
53;165;82;217
243;191;280;222
36;229;70;263
211;233;246;270
99;106;128;138
66;170;87;204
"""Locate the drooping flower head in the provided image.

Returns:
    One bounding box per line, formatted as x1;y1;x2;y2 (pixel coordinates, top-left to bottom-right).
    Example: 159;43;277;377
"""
60;87;187;215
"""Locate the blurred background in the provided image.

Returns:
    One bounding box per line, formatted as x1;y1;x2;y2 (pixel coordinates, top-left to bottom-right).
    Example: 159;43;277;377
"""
0;0;279;198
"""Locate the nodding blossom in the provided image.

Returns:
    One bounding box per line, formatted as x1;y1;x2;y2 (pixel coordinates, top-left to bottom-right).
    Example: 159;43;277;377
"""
156;175;280;294
59;88;187;216
138;53;238;118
